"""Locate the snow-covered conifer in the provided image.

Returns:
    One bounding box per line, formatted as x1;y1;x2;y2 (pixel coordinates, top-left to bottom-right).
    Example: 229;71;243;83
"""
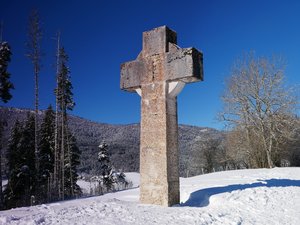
98;141;114;192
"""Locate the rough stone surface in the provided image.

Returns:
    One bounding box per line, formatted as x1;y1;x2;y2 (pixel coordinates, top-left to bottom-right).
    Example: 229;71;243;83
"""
120;26;203;206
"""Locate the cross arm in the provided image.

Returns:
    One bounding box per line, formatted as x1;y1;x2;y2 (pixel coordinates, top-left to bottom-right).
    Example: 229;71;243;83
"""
120;60;143;92
165;47;203;83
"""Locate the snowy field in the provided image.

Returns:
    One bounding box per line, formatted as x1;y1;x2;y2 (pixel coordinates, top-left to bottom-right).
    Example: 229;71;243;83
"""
0;168;299;225
77;172;140;195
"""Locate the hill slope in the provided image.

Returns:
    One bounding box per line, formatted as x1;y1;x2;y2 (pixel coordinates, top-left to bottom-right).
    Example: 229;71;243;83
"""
0;107;224;176
0;168;299;224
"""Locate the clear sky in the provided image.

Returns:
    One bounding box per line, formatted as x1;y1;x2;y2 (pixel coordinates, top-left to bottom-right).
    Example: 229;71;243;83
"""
1;0;300;129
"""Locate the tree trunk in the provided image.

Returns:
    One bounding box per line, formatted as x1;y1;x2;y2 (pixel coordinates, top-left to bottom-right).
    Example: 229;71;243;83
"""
266;150;273;168
54;102;59;200
54;32;60;201
34;67;39;178
267;136;274;168
61;111;65;200
66;128;74;197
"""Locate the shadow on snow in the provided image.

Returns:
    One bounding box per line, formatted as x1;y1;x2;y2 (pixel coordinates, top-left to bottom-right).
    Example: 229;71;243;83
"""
180;179;300;207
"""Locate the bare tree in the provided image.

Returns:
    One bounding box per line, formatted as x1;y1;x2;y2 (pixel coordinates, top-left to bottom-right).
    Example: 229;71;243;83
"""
26;10;42;174
220;53;298;168
200;138;219;173
51;31;60;201
225;127;263;168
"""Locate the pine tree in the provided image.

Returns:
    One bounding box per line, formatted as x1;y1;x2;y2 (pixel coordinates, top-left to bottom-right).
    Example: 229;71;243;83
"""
18;114;37;206
98;141;114;192
4;120;23;209
6;121;22;172
4;114;36;208
64;130;81;198
54;46;76;200
0;41;14;103
56;47;75;113
0;41;14;208
94;142;129;194
38;105;55;203
0;22;14;209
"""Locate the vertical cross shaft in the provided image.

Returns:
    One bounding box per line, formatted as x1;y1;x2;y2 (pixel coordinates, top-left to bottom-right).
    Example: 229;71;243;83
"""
139;53;180;206
121;26;203;206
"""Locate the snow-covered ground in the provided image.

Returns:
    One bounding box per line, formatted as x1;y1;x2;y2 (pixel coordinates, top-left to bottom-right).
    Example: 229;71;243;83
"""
77;172;140;195
0;168;299;225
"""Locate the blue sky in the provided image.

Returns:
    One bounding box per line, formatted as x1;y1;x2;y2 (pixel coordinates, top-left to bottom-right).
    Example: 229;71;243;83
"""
1;0;300;129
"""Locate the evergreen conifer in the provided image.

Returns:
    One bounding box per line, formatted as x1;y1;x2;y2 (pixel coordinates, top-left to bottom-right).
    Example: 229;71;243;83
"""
38;105;55;202
5;114;36;208
0;41;14;103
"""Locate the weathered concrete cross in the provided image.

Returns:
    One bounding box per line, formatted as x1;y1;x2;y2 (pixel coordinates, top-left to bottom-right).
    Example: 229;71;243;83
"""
120;26;203;206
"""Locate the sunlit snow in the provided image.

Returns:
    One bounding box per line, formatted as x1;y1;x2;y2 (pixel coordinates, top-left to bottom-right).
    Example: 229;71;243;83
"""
0;168;299;225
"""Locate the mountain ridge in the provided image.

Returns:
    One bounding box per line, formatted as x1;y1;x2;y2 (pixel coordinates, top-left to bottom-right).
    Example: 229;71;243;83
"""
0;106;224;177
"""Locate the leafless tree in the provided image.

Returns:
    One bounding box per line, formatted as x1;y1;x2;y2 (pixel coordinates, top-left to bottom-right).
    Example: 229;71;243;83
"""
225;127;265;168
201;138;219;173
220;53;298;168
26;10;42;174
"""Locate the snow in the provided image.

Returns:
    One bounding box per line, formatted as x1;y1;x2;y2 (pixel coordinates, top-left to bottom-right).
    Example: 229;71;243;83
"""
123;172;140;187
1;168;300;225
77;172;139;195
2;180;7;187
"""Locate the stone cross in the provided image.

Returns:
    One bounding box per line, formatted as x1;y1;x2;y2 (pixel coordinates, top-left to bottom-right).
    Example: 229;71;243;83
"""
120;26;203;206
